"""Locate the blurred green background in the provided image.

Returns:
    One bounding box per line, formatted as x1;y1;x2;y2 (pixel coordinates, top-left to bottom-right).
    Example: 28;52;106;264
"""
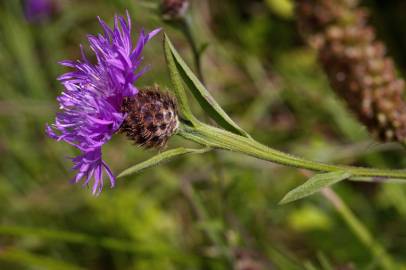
1;0;406;269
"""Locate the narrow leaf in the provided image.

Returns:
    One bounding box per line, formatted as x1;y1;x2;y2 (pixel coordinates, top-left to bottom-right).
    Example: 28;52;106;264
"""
280;171;352;204
118;147;211;178
164;34;251;138
164;34;198;124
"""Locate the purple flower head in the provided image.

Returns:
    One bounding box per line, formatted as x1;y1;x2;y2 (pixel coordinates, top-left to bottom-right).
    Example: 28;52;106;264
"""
46;12;160;195
24;0;56;23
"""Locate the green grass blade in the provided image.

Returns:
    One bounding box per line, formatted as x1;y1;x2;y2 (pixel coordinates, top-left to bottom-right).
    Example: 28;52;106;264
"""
0;248;85;270
0;225;140;253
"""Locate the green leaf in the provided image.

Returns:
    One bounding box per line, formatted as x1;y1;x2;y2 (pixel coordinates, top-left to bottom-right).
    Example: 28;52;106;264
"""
279;171;352;204
164;34;198;124
118;147;211;178
164;33;251;138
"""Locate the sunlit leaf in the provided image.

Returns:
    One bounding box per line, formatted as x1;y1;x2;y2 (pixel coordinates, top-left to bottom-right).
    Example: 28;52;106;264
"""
164;34;251;138
279;171;352;204
164;34;198;124
118;147;211;178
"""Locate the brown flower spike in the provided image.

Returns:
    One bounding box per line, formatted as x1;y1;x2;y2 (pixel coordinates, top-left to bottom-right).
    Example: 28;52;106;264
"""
296;0;406;143
120;86;179;149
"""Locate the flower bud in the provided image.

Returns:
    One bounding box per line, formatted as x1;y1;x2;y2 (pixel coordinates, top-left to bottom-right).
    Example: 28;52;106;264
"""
120;87;179;149
160;0;190;21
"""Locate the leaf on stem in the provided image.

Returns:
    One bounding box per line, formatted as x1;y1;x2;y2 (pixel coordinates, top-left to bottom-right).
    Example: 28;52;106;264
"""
164;34;251;138
118;147;211;178
279;171;352;204
164;34;198;124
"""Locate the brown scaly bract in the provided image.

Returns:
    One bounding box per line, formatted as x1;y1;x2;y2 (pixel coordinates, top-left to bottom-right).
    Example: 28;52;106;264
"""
296;0;406;143
120;86;179;149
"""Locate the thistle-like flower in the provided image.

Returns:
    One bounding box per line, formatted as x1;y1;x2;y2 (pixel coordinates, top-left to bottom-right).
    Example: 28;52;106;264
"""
24;0;57;23
46;13;161;194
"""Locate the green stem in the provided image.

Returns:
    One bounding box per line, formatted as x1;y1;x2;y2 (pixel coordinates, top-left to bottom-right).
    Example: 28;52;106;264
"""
178;122;406;179
321;188;396;270
180;15;205;84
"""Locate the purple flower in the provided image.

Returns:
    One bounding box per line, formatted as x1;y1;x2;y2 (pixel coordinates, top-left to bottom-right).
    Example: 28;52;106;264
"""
46;12;160;195
24;0;56;23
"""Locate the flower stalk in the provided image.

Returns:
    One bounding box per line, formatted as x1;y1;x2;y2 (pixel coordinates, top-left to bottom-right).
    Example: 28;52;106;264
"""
178;121;406;180
179;15;205;84
160;0;205;83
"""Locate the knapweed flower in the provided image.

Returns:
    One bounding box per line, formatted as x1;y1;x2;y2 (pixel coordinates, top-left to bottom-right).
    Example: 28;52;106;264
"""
24;0;57;23
46;13;161;195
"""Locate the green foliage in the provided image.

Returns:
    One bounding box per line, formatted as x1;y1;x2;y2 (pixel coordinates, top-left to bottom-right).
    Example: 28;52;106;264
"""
280;171;352;204
1;0;406;269
118;147;211;178
164;34;250;137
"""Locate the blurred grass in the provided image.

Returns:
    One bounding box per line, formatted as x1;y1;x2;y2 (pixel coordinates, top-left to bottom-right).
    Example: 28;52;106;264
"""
0;0;406;269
